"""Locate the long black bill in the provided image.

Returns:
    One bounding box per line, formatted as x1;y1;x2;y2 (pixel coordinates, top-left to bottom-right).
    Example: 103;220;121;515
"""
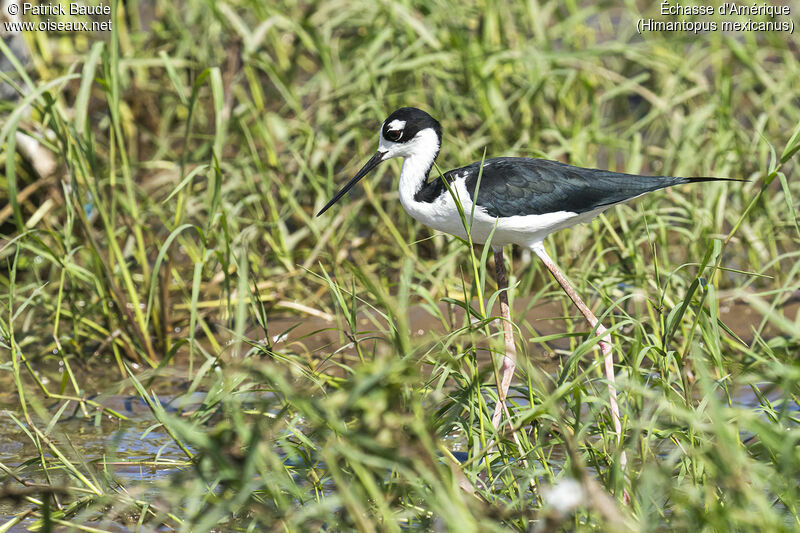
316;151;386;217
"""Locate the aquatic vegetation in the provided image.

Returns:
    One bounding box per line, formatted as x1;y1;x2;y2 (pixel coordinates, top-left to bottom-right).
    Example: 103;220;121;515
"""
1;0;799;530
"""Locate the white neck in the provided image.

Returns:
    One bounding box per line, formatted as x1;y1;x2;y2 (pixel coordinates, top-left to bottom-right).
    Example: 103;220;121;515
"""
394;128;441;210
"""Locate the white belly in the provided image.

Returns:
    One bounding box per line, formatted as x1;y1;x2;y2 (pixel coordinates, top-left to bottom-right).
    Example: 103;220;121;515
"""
399;176;606;248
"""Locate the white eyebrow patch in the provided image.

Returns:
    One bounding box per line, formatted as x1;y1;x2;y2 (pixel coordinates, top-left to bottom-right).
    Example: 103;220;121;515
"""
387;119;406;130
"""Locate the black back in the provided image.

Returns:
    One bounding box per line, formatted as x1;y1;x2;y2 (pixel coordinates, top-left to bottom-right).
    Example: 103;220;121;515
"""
414;157;689;217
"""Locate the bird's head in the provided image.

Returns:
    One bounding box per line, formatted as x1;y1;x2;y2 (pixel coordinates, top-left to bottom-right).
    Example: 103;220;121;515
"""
317;107;442;216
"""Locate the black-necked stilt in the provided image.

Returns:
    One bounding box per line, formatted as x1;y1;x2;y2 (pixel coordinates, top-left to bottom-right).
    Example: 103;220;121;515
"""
317;106;738;441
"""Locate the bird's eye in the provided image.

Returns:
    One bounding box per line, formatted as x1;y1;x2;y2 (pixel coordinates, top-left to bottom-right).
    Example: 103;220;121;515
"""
386;128;402;142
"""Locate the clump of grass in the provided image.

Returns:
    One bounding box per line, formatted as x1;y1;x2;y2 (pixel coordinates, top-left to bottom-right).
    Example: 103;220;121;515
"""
1;0;800;530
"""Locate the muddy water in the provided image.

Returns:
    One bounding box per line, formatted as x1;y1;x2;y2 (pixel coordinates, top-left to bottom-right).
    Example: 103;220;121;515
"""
0;384;195;530
1;292;797;529
264;292;800;365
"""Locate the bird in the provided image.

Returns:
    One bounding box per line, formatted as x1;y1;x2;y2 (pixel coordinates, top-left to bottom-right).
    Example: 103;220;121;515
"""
317;106;738;444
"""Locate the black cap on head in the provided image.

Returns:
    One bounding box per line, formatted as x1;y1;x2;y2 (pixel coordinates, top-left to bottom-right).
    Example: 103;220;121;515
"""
381;107;442;145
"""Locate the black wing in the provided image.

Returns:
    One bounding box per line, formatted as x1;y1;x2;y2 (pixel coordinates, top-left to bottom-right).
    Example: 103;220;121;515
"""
446;157;689;217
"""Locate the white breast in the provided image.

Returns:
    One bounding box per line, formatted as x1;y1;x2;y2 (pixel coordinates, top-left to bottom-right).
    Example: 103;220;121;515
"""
400;170;607;249
389;128;609;249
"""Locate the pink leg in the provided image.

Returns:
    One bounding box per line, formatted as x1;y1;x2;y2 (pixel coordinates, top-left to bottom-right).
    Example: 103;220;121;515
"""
491;249;517;429
532;243;626;468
